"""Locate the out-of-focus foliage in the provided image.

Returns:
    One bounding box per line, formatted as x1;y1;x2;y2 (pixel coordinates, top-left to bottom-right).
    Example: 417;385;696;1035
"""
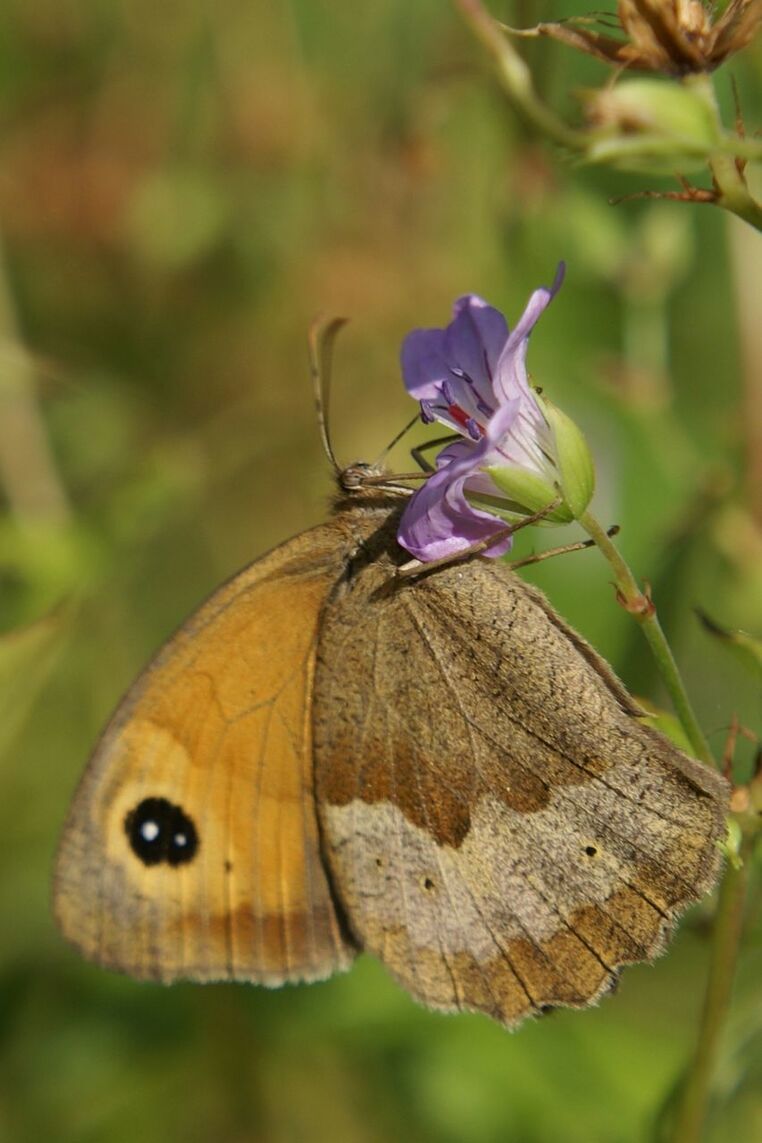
0;3;760;1141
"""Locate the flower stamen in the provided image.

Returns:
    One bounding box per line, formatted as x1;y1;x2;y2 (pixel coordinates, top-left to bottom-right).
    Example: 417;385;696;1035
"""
443;401;482;434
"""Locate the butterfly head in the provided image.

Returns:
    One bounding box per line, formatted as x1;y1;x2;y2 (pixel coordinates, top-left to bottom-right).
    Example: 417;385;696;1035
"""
338;461;385;490
336;461;414;505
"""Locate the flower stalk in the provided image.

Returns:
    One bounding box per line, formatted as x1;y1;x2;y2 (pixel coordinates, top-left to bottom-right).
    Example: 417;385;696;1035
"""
686;72;762;233
581;504;751;1143
709;151;762;231
579;510;715;766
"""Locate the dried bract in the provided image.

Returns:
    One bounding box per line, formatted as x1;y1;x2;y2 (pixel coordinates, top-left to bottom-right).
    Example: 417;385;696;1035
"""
518;1;761;76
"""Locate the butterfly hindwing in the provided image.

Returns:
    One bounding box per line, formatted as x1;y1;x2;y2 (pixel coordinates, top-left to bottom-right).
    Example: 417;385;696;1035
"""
314;539;727;1027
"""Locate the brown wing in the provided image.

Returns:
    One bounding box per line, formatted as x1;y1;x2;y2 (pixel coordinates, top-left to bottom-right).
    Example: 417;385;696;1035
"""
314;551;727;1028
54;524;357;985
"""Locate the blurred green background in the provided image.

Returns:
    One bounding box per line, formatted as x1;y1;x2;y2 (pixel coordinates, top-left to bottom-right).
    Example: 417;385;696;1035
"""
1;2;760;1141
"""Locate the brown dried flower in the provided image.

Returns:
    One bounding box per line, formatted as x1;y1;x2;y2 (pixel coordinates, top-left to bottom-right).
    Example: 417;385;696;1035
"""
521;1;762;76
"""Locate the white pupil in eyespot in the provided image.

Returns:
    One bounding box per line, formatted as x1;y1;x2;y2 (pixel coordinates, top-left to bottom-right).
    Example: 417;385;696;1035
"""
140;820;160;842
174;833;187;847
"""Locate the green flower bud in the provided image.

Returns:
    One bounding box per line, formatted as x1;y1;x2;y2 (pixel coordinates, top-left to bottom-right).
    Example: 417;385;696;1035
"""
485;465;574;524
485;396;595;523
583;79;720;173
540;396;596;519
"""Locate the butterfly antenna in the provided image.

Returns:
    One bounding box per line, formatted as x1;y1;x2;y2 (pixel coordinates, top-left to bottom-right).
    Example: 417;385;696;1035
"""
373;412;421;469
309;315;348;476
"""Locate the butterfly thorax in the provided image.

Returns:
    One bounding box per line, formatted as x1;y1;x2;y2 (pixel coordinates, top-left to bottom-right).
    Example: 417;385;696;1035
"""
330;463;413;575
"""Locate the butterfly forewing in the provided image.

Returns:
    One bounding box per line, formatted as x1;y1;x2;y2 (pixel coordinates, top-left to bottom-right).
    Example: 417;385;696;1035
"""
54;524;357;985
314;534;728;1028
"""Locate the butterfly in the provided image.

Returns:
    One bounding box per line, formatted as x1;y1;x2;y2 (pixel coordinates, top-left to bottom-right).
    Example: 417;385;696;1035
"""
53;452;727;1028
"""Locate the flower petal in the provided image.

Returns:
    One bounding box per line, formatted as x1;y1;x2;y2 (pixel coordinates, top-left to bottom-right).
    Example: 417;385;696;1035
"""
493;263;565;405
435;439;500;497
400;328;449;399
446;294;508;392
397;435;513;561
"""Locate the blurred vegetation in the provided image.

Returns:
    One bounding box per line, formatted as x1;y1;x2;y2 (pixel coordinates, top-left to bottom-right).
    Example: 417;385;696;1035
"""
0;2;760;1141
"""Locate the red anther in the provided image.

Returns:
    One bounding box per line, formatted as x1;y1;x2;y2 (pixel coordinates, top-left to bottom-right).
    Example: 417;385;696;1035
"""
448;405;484;436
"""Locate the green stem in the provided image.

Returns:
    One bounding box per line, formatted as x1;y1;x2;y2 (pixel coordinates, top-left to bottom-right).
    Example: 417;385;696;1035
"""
455;0;585;151
708;151;762;232
579;510;714;765
672;845;750;1143
685;72;762;233
715;133;762;164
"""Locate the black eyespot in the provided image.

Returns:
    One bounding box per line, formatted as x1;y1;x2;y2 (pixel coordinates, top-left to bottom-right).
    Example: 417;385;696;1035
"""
584;845;598;858
422;877;435;892
124;797;198;867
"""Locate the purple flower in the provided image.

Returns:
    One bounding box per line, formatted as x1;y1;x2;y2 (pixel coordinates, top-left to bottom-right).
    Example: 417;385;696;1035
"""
397;263;593;562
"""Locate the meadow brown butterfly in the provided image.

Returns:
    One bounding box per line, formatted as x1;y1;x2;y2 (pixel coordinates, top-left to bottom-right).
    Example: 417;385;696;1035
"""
54;326;728;1028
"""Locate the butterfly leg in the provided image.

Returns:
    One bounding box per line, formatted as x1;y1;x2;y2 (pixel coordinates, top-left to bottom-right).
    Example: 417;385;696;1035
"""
410;433;461;473
396;497;564;578
508;526;620;571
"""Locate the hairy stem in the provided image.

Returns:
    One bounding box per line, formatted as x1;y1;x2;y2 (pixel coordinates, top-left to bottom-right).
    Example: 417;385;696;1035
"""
709;151;762;232
579;510;714;765
686;73;762;233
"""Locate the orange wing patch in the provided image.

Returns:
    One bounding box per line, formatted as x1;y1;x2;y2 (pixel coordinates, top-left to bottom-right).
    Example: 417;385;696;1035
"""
54;527;356;985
